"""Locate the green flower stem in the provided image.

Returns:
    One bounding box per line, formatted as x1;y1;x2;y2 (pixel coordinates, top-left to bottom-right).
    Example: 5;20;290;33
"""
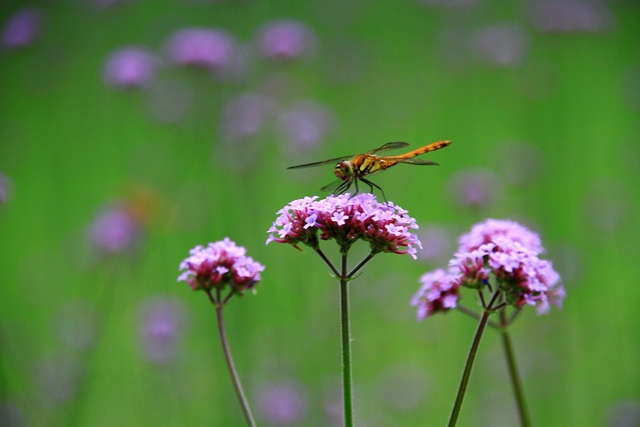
499;311;531;427
314;247;341;277
447;289;501;427
207;289;257;427
347;251;376;278
456;305;501;329
340;252;354;427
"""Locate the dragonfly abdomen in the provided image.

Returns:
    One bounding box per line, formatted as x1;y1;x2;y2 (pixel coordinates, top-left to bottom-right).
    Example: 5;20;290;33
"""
396;140;451;159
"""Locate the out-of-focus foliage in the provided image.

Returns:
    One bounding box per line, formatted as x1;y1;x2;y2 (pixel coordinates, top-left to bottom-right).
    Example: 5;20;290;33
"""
1;0;639;426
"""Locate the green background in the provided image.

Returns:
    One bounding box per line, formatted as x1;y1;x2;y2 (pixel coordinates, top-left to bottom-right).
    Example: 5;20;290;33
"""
1;1;639;426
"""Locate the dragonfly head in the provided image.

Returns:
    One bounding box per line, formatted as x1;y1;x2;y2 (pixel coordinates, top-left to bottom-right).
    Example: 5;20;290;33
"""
334;161;354;181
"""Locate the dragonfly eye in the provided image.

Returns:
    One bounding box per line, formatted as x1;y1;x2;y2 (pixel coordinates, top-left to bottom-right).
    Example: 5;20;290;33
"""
334;161;353;181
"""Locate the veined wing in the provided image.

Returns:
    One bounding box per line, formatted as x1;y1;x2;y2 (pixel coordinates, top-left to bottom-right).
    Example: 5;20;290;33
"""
320;179;344;192
394;158;439;166
287;155;354;169
366;141;409;155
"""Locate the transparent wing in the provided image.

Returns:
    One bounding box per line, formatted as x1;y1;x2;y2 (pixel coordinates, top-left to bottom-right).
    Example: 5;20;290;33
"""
287;155;353;169
396;158;439;165
367;141;409;155
320;179;343;192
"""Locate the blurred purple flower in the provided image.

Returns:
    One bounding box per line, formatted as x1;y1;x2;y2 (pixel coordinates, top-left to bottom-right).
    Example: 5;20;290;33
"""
0;171;12;205
138;296;188;365
165;27;236;73
447;168;503;209
411;268;460;319
529;0;614;33
471;24;529;67
256;380;309;426
277;100;335;152
102;47;159;89
34;353;82;403
87;204;140;255
267;194;422;259
0;402;23;427
256;19;317;61
607;400;640;427
417;225;454;263
220;93;274;142
1;7;45;50
178;238;265;294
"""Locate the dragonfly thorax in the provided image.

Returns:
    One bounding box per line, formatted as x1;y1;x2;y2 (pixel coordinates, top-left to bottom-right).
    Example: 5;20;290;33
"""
334;161;354;181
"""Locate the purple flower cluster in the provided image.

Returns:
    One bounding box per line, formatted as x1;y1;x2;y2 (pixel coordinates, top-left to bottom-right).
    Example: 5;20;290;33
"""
178;238;265;294
1;7;44;50
411;269;459;320
102;47;159;89
88;205;140;255
413;219;565;319
165;28;236;72
266;194;422;259
256;19;317;61
458;219;543;254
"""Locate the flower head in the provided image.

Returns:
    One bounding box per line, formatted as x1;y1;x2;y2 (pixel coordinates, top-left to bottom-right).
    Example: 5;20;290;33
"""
453;220;564;314
266;194;422;259
165;28;236;72
178;238;265;295
88;205;140;255
102;47;159;89
1;7;45;50
414;219;565;318
458;218;544;254
411;268;460;320
256;19;317;61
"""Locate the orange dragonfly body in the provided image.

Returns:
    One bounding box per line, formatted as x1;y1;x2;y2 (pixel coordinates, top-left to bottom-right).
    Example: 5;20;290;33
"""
287;140;451;200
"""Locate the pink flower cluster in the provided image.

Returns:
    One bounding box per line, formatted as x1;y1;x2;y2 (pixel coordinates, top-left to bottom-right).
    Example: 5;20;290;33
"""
266;194;422;259
165;28;236;72
413;219;565;319
178;238;265;294
411;269;459;320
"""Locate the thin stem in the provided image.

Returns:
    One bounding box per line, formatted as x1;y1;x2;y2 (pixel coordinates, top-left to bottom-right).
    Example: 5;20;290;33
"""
509;308;522;325
209;290;257;427
447;289;501;427
314;247;341;277
456;305;501;329
339;252;354;427
347;251;376;279
478;289;487;308
499;311;531;427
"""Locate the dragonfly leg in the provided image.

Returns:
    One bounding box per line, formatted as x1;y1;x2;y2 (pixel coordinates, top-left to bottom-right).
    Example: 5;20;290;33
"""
333;179;353;196
361;178;387;202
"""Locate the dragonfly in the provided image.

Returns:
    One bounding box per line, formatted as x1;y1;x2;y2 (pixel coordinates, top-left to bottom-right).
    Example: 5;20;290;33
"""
287;140;451;201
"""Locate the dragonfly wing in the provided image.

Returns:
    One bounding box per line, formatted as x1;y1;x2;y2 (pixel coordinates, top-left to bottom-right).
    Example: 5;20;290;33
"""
367;141;409;155
396;158;439;165
320;179;344;192
287;155;353;169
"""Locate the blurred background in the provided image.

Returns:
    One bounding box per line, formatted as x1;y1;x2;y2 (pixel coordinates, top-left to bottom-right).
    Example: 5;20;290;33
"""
1;0;639;426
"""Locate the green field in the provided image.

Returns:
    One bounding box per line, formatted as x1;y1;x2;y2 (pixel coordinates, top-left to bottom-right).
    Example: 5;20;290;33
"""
1;1;639;426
